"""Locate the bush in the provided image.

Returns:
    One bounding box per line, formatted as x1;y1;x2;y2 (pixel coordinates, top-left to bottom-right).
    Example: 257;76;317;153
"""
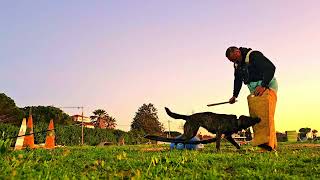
127;129;149;144
0;123;19;146
0;122;141;146
0;139;12;154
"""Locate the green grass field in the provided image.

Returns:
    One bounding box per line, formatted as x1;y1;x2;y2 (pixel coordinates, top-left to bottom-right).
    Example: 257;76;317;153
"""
1;142;320;179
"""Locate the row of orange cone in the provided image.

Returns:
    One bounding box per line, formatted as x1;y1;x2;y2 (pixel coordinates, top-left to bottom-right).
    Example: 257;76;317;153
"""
15;115;55;150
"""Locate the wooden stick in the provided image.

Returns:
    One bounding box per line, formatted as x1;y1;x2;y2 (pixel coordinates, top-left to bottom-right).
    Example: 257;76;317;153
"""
207;100;237;107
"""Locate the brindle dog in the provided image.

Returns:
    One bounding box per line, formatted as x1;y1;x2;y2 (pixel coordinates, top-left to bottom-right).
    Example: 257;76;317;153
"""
165;107;260;151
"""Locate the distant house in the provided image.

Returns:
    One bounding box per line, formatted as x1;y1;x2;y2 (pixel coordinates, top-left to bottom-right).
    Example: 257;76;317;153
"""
71;115;95;129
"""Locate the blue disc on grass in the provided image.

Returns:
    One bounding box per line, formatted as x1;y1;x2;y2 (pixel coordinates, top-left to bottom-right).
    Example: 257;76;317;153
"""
185;136;200;150
170;143;175;150
176;143;185;150
170;135;204;150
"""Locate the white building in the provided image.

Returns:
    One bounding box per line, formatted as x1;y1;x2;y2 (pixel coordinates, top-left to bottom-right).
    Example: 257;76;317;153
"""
71;115;95;128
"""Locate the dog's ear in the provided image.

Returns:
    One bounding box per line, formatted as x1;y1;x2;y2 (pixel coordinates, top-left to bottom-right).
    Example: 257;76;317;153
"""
253;117;261;123
239;115;261;124
238;115;260;129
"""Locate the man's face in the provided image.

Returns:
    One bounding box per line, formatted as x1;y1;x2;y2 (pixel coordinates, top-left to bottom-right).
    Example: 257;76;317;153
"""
227;49;242;63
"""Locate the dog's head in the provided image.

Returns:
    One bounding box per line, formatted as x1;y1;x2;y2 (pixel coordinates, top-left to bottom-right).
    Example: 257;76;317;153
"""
238;115;261;129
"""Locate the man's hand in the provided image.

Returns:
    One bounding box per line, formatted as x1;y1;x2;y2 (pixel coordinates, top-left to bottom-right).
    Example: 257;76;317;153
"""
229;96;237;104
254;86;266;96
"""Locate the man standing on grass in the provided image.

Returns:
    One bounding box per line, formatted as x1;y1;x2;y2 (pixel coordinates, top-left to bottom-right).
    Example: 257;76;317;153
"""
225;46;278;151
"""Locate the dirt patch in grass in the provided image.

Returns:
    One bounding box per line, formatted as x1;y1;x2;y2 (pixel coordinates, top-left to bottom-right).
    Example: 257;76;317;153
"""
283;143;320;148
140;147;169;152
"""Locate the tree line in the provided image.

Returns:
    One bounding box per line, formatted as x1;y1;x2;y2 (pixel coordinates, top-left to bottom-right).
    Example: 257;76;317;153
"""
0;93;165;137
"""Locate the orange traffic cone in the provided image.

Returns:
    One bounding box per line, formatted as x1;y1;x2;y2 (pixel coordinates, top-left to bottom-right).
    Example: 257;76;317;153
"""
23;115;35;148
45;119;55;149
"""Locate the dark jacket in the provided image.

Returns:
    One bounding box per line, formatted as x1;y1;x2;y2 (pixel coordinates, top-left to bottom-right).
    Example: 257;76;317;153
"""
233;47;276;97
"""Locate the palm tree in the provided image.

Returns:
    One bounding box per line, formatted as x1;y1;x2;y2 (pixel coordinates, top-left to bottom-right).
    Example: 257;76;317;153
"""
93;109;107;117
90;109;117;129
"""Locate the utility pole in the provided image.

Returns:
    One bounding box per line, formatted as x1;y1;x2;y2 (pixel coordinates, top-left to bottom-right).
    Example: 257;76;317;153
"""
168;119;171;138
81;106;84;145
56;106;85;145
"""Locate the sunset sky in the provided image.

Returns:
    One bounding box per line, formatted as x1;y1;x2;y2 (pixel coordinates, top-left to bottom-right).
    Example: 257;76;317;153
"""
1;1;320;133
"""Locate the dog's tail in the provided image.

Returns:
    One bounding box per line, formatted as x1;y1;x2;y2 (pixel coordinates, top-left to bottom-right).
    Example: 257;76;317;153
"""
165;107;189;120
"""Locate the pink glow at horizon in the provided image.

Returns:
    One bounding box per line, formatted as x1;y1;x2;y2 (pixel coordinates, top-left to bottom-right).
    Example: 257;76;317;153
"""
1;1;320;133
